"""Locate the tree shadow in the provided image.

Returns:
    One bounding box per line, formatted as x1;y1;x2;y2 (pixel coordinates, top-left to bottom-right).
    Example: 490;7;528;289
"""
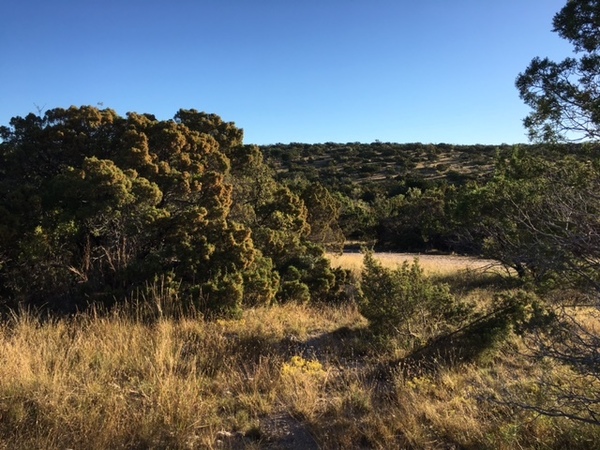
432;267;521;296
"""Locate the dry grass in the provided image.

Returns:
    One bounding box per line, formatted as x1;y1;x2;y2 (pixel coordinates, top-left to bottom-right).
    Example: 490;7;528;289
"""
0;303;366;449
1;269;599;449
327;251;501;276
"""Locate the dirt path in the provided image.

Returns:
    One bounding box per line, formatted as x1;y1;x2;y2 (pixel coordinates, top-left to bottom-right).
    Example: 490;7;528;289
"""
259;412;320;450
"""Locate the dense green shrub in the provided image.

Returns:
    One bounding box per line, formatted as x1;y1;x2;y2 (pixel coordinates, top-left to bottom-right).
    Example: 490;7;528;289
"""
0;106;346;316
358;252;468;346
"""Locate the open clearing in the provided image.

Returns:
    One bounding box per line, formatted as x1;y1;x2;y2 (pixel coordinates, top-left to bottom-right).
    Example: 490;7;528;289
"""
327;252;501;275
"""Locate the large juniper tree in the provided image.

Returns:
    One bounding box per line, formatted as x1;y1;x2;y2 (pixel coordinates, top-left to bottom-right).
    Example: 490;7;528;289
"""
0;106;345;314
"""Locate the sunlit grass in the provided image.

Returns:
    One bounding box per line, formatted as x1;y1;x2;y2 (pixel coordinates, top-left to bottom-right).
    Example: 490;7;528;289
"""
1;269;599;449
327;251;500;276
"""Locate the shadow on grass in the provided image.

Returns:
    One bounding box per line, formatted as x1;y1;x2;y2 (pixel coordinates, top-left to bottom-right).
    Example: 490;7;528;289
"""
394;306;524;381
432;268;522;296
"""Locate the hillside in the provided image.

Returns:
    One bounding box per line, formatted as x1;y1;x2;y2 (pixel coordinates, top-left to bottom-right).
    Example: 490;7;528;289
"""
261;141;598;189
258;142;600;253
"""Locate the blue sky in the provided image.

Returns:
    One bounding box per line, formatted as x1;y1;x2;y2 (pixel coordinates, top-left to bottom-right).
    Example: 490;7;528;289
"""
2;0;573;145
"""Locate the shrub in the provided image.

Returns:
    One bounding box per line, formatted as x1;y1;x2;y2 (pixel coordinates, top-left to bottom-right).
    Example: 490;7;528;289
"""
279;280;311;303
358;251;466;346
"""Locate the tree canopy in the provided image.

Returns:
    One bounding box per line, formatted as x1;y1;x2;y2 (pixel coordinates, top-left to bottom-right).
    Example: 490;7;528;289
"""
504;0;600;426
517;0;600;142
0;106;346;315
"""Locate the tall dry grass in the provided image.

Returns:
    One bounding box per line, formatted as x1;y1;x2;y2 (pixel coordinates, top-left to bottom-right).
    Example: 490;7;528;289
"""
1;259;599;449
0;303;366;449
1;312;222;449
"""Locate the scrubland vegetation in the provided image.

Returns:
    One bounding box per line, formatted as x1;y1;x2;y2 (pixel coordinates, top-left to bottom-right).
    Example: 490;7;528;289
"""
1;0;600;448
1;257;599;449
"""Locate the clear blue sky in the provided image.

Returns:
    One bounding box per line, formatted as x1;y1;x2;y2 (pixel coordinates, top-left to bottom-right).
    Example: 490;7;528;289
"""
2;0;573;145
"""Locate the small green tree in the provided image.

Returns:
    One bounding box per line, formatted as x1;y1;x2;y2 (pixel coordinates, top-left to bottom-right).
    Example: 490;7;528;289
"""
358;251;463;347
375;186;454;251
299;182;345;253
222;144;347;304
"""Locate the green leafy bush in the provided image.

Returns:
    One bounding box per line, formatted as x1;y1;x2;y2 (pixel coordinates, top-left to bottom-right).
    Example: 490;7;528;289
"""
358;251;467;346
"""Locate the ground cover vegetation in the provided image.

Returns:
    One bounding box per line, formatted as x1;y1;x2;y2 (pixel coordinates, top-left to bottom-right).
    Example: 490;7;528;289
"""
0;261;598;449
1;0;600;448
